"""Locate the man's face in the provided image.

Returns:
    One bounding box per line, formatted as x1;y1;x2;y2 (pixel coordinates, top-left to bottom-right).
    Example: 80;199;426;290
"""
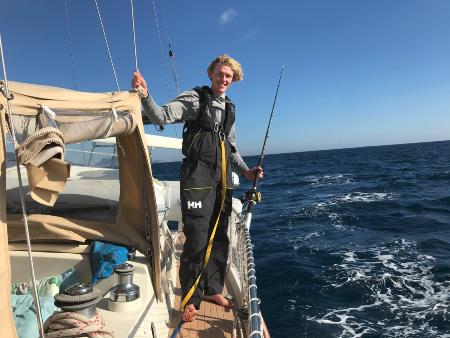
209;63;234;96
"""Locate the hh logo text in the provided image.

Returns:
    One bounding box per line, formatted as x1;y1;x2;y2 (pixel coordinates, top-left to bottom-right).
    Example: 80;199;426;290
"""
188;201;202;209
187;201;202;209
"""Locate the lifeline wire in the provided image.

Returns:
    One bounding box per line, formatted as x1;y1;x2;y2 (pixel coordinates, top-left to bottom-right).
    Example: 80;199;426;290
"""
130;0;139;71
0;34;46;338
93;0;121;91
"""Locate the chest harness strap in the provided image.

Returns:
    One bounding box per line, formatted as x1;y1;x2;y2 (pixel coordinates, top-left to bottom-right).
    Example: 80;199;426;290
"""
180;131;227;310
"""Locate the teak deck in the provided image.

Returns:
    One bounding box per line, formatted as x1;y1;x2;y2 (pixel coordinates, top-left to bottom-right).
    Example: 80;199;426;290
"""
168;233;233;338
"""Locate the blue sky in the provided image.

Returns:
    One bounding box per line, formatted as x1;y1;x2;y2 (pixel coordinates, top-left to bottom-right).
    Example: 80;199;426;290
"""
1;0;450;161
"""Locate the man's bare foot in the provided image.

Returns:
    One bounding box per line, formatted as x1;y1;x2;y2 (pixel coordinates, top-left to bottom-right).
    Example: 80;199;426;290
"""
203;294;234;308
182;304;197;322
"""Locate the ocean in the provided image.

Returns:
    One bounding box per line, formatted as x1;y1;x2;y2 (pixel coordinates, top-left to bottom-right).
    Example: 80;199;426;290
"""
153;140;450;338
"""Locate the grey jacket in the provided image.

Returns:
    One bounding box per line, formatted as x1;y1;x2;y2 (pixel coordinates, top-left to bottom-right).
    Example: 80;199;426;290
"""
142;89;249;175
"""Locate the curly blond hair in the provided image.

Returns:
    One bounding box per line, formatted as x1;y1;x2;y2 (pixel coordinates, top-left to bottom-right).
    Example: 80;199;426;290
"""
207;54;244;82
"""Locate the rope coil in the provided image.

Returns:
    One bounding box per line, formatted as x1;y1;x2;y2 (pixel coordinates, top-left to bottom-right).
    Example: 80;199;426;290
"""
44;312;113;338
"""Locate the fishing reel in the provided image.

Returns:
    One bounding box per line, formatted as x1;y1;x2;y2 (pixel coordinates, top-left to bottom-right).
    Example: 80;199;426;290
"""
242;188;262;204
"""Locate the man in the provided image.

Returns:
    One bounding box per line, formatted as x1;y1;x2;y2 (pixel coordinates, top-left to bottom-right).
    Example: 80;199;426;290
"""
132;54;262;322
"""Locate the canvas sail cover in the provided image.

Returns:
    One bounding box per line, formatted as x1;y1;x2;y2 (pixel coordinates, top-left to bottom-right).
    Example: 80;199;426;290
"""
0;81;162;300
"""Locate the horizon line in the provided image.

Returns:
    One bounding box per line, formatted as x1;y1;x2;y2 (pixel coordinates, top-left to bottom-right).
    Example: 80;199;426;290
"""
152;138;450;163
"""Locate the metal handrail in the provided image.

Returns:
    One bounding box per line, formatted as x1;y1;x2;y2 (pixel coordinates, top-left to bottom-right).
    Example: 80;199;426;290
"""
242;211;262;338
232;206;263;338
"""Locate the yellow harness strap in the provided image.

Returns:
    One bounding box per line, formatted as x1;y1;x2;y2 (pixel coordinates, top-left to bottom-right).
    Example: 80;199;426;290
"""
180;138;227;310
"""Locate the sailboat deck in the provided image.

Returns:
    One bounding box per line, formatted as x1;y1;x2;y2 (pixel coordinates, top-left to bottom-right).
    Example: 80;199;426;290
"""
168;232;233;338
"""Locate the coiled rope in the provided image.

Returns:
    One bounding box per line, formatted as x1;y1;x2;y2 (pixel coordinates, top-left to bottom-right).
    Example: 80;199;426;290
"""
44;312;113;338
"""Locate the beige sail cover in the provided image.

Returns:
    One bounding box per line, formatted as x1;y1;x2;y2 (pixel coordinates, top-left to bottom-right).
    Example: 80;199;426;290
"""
0;103;18;338
0;81;162;300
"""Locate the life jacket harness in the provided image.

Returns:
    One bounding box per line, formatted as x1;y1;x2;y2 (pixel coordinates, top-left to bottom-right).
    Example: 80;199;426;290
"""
181;86;235;158
179;86;234;311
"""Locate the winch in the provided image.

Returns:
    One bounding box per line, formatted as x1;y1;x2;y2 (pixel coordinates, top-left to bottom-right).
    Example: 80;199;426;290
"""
108;263;142;312
54;282;102;319
44;283;113;337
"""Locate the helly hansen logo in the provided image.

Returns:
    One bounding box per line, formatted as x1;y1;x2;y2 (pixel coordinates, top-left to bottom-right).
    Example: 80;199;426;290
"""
187;201;202;209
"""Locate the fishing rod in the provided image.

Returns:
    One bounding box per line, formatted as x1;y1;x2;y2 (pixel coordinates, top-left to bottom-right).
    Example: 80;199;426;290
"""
244;65;284;218
235;65;284;338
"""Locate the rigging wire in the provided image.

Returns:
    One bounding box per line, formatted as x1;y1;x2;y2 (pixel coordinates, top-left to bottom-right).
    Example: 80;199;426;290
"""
151;0;171;98
151;0;180;139
130;0;139;71
159;0;180;94
168;46;179;94
64;0;87;162
0;34;46;338
64;0;77;90
93;0;121;91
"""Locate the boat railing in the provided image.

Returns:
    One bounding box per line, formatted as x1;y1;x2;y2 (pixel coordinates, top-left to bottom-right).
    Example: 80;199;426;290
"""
6;133;182;169
232;211;263;338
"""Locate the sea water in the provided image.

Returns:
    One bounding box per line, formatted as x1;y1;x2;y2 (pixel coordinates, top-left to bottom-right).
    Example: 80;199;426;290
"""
153;140;450;338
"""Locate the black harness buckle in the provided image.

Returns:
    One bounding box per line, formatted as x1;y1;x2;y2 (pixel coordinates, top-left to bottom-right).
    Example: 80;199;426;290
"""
219;131;225;142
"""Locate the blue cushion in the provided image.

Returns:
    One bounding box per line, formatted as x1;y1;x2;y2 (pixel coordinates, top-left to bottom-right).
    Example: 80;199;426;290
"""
89;241;129;284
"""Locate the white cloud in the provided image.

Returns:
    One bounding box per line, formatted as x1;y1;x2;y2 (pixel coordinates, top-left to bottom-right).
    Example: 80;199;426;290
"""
220;8;237;25
241;28;259;41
